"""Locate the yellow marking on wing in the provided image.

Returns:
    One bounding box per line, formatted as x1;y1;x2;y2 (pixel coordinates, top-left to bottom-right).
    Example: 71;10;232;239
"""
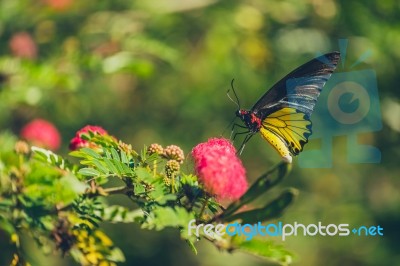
259;127;292;163
262;107;312;156
265;117;287;128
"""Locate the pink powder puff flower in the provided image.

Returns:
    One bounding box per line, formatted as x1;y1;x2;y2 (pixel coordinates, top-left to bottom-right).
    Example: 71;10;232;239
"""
191;138;248;201
69;125;108;151
20;119;61;150
9;32;37;59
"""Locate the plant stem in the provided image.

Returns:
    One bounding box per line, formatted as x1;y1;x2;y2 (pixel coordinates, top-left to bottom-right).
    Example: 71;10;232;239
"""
199;197;209;220
171;173;175;193
103;186;132;195
153;160;157;177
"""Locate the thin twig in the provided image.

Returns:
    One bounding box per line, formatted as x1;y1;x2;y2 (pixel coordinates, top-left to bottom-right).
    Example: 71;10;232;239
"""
103;186;132;195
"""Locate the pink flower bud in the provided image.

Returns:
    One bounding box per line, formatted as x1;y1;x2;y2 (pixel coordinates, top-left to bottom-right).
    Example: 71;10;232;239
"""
69;125;108;150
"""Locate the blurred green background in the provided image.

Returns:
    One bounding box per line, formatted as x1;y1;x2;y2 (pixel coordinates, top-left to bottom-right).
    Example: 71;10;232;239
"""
1;0;399;265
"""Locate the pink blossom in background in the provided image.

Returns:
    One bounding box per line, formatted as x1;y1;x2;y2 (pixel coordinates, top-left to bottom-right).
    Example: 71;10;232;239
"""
45;0;73;10
20;119;61;150
9;32;37;59
191;138;248;201
69;125;108;150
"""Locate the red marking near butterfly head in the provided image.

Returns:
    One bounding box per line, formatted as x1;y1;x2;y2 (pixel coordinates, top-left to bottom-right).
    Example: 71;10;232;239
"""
238;110;248;116
250;113;262;128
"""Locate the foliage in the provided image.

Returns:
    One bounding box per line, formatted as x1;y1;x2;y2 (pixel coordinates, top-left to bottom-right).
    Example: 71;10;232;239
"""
0;131;295;266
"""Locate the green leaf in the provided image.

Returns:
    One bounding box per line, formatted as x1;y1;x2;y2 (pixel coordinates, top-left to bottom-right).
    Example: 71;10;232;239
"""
105;150;112;159
0;216;15;235
110;159;124;175
223;162;291;218
207;198;222;214
81;132;91;140
180;174;198;186
143;206;194;232
0;199;13;209
236;238;294;265
111;148;120;161
155;194;177;205
32;146;67;169
119;161;133;175
92;159;109;174
134;184;145;195
54;175;87;204
78;167;101;177
81;148;101;159
135;167;153;183
69;150;86;158
186;239;198;255
103;158;119;174
120;150;129;164
103;206;144;223
223;189;298;223
25;161;61;184
151;207;182;229
107;247;126;262
60;174;87;195
24;169;85;206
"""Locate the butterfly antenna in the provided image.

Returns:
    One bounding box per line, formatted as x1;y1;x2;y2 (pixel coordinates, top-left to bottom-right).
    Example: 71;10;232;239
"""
227;79;241;109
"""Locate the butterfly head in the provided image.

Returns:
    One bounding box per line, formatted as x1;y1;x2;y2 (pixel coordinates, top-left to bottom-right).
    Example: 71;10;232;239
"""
236;109;262;132
236;109;248;118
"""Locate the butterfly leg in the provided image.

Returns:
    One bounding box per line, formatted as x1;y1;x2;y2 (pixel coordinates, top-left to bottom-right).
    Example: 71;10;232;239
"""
232;123;248;129
231;123;249;140
238;133;255;155
232;130;250;141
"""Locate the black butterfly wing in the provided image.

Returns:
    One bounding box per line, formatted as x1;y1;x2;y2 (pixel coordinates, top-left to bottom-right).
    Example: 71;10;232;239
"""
251;52;340;117
253;52;340;156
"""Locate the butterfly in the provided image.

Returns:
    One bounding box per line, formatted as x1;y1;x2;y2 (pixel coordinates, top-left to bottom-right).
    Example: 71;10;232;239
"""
231;52;341;163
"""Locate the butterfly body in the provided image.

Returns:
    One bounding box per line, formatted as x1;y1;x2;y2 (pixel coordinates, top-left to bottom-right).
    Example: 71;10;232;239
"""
236;110;262;133
233;52;341;163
